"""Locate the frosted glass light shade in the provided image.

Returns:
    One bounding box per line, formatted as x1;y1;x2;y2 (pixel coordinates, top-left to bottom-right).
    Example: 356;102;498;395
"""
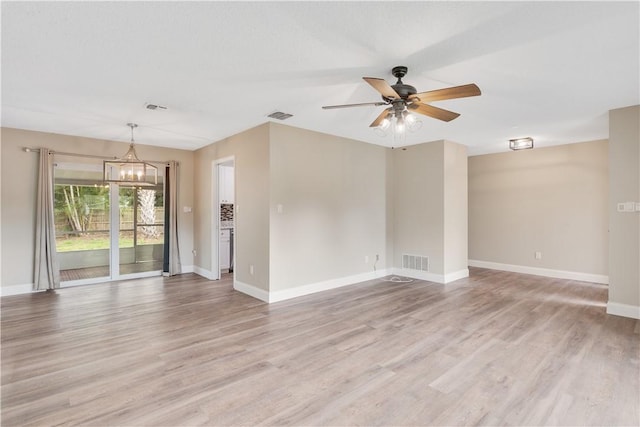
509;137;534;150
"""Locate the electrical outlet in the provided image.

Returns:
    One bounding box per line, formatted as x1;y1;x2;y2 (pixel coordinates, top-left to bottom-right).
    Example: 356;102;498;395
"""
192;249;197;257
535;251;542;260
249;265;254;275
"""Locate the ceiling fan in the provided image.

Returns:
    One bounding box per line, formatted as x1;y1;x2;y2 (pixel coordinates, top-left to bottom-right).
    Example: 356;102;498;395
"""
322;66;481;129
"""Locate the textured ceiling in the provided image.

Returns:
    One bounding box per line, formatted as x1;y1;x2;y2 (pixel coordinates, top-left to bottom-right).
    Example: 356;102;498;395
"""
2;2;638;155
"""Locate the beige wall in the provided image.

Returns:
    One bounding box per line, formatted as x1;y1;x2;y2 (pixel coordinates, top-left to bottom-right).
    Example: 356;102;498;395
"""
5;121;618;307
193;124;271;291
468;140;609;276
391;140;468;279
392;142;445;274
194;124;466;292
193;123;390;294
608;105;640;311
385;149;395;272
444;141;469;275
3;119;630;311
0;127;195;288
268;124;388;291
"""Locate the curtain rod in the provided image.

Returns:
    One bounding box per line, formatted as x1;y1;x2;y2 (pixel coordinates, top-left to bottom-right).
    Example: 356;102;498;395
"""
23;147;171;165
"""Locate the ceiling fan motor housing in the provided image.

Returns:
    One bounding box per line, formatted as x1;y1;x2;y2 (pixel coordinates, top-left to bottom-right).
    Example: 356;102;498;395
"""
384;66;417;101
388;83;417;101
391;66;408;79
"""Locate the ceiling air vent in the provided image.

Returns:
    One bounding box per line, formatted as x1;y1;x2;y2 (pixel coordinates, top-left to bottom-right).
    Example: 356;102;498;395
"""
145;103;167;110
267;111;293;120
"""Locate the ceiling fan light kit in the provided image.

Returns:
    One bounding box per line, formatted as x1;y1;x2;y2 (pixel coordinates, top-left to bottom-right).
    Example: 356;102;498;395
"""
374;110;423;143
103;123;158;187
322;65;481;143
509;137;534;150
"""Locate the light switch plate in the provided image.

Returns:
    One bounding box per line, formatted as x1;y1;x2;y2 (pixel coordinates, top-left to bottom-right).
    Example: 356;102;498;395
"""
617;202;636;212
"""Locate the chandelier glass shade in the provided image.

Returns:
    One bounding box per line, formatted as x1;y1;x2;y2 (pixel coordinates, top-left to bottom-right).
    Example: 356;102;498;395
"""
103;123;158;187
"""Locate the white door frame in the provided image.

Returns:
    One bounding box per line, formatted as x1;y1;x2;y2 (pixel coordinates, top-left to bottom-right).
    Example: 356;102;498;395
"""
212;156;235;280
109;182;120;280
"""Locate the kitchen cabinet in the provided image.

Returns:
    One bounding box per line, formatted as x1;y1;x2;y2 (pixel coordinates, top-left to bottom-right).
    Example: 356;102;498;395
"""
219;165;234;204
220;229;231;270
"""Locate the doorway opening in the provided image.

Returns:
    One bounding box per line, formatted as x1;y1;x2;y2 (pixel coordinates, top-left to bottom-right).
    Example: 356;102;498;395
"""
214;157;235;281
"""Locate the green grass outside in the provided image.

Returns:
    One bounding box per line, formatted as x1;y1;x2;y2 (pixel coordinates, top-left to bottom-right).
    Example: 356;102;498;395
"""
56;235;164;252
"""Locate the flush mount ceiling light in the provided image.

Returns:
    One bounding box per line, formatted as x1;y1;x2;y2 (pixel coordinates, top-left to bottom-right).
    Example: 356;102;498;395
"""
509;137;534;150
103;123;158;186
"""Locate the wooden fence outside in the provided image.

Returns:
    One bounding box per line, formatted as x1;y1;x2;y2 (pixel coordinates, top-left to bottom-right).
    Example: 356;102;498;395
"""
55;208;165;233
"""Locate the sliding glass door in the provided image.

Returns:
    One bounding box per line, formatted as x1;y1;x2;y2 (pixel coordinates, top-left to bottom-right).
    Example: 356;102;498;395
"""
54;163;111;282
54;162;164;284
118;186;164;276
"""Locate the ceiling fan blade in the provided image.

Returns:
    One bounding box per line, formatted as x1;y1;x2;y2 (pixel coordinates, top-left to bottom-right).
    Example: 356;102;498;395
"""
322;101;387;110
408;103;460;122
363;77;401;99
409;83;481;103
369;108;391;127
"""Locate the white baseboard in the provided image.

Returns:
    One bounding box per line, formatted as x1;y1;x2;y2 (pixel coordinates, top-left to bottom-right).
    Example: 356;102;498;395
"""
468;260;609;285
445;268;470;283
193;266;217;280
163;266;195;277
391;268;444;283
233;269;393;303
234;280;270;302
268;269;393;303
1;283;35;297
607;302;640;319
389;268;469;284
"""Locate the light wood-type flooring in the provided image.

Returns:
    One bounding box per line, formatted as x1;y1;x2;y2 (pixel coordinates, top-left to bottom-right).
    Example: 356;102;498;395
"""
1;268;639;426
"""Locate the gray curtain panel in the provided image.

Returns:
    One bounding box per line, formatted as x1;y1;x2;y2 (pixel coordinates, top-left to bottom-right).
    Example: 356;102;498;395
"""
34;148;60;290
168;160;182;275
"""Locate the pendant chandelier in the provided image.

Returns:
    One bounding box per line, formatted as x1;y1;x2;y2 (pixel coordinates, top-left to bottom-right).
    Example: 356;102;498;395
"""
103;123;158;186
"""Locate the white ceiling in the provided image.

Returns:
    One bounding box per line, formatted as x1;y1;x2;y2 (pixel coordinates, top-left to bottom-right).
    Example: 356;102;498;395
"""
2;2;638;156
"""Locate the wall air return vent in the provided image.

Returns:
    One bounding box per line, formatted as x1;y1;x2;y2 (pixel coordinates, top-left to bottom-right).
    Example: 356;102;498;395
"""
402;254;429;272
267;111;293;120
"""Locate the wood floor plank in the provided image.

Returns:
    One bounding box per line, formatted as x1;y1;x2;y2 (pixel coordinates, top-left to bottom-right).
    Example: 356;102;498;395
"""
1;269;639;426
